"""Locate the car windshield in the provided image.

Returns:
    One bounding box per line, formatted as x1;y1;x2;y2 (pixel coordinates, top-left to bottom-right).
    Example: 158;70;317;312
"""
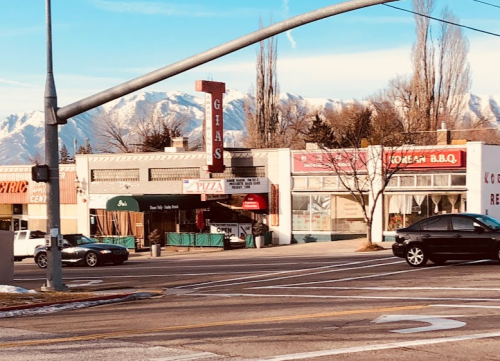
471;215;500;230
64;235;96;246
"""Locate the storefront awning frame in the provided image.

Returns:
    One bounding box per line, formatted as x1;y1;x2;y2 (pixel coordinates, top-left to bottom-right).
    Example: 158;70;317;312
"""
106;195;206;212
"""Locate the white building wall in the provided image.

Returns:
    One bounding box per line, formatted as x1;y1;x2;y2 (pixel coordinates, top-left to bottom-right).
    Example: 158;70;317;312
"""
278;149;292;245
467;142;500;219
368;146;384;244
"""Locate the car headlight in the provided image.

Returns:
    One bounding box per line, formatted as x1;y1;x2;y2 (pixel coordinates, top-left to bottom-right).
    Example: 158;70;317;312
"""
99;250;112;254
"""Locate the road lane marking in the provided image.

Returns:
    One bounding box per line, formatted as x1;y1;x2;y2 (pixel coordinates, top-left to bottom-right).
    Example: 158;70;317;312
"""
255;260;489;289
260;331;500;360
285;286;500;291
0;304;427;349
373;314;466;333
185;292;500;302
181;259;405;290
433;304;500;309
149;352;217;360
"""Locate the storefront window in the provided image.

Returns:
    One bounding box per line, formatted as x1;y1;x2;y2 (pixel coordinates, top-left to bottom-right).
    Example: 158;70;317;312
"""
400;176;415;187
293;177;307;190
293;194;367;234
308;177;323;189
292;195;310;231
451;175;466;186
433;175;449;187
386;193;464;231
332;195;367;233
416;175;432;187
310;195;331;231
323;177;337;189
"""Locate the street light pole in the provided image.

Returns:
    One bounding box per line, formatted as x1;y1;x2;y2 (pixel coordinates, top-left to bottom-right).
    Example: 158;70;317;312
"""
42;0;66;292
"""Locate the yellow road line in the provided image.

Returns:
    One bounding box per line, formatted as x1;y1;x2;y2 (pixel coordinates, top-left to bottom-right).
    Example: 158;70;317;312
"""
0;304;428;349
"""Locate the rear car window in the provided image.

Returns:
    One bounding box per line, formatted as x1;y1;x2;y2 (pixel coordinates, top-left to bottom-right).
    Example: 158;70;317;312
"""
420;217;449;231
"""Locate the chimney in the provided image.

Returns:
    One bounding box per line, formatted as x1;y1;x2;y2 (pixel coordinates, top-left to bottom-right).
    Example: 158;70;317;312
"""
170;137;189;151
436;122;450;145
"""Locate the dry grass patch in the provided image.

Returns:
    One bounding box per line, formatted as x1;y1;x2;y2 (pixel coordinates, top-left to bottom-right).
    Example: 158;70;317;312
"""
0;292;96;309
356;241;388;252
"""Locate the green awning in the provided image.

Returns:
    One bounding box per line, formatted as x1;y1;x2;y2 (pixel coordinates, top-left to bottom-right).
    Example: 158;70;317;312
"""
106;195;205;212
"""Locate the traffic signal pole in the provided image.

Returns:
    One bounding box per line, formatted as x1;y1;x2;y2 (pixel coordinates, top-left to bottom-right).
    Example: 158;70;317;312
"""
43;0;66;291
43;0;399;291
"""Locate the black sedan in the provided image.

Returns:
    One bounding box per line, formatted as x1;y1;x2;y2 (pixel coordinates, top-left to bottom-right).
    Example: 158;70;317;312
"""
34;234;129;268
392;213;500;267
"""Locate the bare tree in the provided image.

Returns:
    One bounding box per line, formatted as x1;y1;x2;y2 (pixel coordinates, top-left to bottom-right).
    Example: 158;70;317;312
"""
387;0;471;134
94;110;134;153
244;20;280;148
135;112;185;152
94;109;186;153
306;101;432;246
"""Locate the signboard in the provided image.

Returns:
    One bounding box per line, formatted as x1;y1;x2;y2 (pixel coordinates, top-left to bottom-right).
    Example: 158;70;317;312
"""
195;80;226;173
183;177;268;195
210;223;252;243
242;194;268;210
293;150;368;173
386;149;465;169
0;170;76;204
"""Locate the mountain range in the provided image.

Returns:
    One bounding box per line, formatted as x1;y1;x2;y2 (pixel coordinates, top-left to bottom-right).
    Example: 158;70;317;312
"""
0;89;499;165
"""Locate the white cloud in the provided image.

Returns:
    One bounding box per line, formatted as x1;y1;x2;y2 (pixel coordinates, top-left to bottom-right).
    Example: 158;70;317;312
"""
286;30;296;49
0;78;40;88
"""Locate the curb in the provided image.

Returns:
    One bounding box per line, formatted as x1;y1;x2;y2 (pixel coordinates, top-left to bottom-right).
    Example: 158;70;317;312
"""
0;293;135;312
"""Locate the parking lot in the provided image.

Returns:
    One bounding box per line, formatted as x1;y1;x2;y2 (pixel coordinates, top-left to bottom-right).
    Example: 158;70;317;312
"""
4;241;500;360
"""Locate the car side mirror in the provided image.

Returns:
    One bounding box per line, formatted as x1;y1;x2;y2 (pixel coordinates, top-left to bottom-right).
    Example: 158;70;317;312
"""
474;226;485;234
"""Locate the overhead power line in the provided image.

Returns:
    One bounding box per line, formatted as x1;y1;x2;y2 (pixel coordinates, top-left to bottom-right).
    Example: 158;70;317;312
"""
472;0;500;10
383;4;500;38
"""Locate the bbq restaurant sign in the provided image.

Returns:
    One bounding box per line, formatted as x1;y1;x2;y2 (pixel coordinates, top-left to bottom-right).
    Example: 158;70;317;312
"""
183;178;268;195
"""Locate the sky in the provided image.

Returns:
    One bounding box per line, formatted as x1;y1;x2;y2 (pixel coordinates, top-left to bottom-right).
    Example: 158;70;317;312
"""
0;0;499;120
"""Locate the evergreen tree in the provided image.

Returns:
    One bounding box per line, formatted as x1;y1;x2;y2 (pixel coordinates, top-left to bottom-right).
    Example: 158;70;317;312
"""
59;144;72;164
306;114;335;148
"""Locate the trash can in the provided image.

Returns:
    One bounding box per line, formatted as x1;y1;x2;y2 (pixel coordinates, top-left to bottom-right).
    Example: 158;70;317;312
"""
255;236;264;249
150;244;162;257
0;230;14;284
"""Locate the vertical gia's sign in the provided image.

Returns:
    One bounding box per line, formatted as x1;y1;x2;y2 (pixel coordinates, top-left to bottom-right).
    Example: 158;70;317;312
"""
195;80;226;173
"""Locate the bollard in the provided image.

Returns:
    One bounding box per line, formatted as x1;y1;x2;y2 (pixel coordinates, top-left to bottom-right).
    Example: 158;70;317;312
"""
0;230;15;284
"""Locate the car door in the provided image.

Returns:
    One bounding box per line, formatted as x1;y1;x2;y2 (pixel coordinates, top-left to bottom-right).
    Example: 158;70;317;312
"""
418;216;454;256
450;216;493;257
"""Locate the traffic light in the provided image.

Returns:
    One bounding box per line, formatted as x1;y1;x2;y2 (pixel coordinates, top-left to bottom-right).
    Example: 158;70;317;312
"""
32;164;50;183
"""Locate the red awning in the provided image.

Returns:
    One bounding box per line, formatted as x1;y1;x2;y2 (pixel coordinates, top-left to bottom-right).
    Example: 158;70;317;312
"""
242;193;268;210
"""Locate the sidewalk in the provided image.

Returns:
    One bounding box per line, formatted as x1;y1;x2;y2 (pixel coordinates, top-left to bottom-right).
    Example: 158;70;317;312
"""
133;237;392;259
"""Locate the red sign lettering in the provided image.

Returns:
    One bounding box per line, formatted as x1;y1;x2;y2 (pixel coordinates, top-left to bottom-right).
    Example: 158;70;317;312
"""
386;149;465;169
195;80;226;173
0;180;28;193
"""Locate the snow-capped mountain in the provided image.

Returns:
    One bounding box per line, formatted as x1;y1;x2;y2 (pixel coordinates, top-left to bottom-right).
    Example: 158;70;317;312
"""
0;90;498;165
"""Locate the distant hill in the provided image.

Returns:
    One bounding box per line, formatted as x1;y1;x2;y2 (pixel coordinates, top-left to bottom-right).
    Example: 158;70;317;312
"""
0;90;498;165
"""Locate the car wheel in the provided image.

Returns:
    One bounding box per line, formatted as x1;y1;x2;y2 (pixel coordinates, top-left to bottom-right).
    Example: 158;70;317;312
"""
430;257;447;265
405;245;428;267
35;252;48;269
85;251;99;267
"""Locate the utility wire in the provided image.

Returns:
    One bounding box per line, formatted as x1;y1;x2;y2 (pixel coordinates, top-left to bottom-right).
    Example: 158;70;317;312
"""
472;0;500;10
383;4;500;38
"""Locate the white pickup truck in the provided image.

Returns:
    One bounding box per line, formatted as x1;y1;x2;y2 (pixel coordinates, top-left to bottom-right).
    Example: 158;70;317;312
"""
13;230;46;261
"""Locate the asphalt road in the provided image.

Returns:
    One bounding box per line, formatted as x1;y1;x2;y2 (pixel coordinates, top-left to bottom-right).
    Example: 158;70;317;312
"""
3;242;500;360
